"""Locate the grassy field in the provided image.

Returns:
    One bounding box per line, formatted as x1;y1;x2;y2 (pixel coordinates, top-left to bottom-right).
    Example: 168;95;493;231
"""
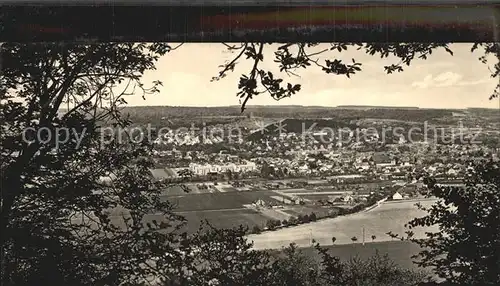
177;209;269;234
269;240;428;273
298;194;336;201
160;185;212;196
279;188;348;194
247;199;439;250
106;208;268;235
163;190;282;212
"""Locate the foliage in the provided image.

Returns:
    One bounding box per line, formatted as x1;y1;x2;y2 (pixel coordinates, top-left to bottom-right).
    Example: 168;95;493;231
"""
1;42;185;285
169;223;273;286
266;219;281;230
2;42;499;285
309;212;317;222
339;251;430;286
401;161;500;285
214;43;499;111
251;225;262;234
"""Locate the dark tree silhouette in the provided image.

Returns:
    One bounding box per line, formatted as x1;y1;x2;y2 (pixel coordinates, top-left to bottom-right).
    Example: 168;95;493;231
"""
405;161;500;285
1;43;189;285
213;43;499;112
2;42;499;285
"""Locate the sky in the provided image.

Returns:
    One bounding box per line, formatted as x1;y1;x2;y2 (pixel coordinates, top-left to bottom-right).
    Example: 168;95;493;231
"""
126;43;499;109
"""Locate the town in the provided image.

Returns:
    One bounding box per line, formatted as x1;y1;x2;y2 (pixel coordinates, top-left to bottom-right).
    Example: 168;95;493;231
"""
105;105;500;242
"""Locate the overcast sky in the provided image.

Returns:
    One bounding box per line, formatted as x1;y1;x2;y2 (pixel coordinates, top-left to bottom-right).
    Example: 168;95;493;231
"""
127;43;499;109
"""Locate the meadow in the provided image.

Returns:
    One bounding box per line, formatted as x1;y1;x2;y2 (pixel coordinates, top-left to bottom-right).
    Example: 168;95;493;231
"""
160;185;208;196
163;190;282;212
290;240;432;275
282;206;333;218
247;199;439;250
177;209;269;234
297;194;336;201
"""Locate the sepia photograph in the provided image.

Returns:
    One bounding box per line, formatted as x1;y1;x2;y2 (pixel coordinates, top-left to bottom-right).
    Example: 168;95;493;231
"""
1;41;499;285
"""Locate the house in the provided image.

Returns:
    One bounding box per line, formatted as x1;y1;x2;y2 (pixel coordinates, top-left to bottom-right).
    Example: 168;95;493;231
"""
392;192;403;200
447;168;459;177
149;168;173;181
292;196;304;205
342;194;354;204
254;199;266;207
189;161;257;176
356;161;371;171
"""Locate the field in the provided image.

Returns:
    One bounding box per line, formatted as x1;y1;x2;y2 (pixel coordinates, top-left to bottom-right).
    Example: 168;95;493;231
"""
295;240;437;279
105;207;269;235
281;206;334;218
277;182;391;196
177;209;269;234
160;185;210;196
298;194;339;201
247;199;439;250
103;189;286;233
279;188;351;194
164;190;283;212
221;186;239;192
267;240;428;274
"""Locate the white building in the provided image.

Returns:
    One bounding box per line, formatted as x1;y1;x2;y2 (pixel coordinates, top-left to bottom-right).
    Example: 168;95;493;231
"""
189;161;257;176
392;192;403;200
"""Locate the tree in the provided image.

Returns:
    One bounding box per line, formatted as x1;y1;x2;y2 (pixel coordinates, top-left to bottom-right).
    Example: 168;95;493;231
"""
288;216;298;226
309;212;317;222
331;237;337;244
260;162;274;179
175;223;274;286
266;219;281;231
268;243;321;286
3;42;499;285
371;235;376;242
301;214;311;223
1;43;190;284
225;169;234;180
296;214;304;223
351;236;358;243
213;43;499;112
341;251;430;286
404;161;500;285
252;225;262;234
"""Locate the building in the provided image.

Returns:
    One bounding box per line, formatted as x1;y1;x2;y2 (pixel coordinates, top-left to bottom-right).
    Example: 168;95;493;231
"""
254;199;266;207
341;194;354;204
149;168;178;181
189;161;257;176
372;153;396;167
392;191;403;200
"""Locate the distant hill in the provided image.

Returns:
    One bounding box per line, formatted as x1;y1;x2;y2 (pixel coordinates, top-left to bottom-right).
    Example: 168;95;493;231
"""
467;107;498;111
466;107;500;119
336;105;420;110
118;105;452;123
